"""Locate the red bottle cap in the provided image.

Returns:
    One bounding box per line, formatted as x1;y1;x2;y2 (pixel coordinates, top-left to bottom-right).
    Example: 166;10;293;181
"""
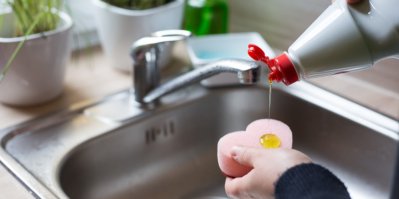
248;44;299;85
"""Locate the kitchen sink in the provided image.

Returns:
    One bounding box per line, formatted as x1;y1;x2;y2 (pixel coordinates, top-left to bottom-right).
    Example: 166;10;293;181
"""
0;82;397;199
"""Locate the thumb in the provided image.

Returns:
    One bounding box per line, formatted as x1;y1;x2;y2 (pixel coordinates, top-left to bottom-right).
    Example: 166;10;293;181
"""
230;146;262;167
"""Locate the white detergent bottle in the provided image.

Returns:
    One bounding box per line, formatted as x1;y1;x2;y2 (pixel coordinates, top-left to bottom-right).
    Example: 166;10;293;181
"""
248;0;399;85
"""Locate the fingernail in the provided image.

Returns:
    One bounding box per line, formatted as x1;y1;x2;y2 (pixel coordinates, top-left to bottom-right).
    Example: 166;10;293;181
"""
231;146;243;158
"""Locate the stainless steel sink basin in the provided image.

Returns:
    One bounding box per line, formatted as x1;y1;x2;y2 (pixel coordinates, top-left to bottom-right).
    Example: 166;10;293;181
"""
0;82;397;199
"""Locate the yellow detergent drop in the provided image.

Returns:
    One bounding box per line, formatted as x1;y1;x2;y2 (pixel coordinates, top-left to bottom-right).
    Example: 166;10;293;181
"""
260;133;281;148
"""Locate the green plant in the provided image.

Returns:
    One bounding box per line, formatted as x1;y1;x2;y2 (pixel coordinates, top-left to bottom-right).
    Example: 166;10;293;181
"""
6;0;63;37
0;0;63;81
103;0;174;10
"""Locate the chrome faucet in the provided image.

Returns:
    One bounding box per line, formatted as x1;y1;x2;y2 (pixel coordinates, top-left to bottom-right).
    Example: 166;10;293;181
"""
131;30;262;104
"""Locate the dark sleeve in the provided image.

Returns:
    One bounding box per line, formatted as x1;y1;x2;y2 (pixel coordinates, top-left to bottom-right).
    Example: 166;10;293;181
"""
390;144;399;198
275;163;351;199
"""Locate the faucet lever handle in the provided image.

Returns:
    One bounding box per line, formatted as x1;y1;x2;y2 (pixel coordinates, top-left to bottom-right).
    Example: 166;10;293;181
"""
131;30;192;104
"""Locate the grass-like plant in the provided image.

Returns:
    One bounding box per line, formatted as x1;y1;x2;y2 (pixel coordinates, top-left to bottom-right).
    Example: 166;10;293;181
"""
103;0;174;10
0;0;63;81
5;0;63;37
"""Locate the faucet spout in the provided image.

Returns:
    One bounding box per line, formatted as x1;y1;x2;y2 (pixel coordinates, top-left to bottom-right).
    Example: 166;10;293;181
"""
131;30;262;105
143;59;261;103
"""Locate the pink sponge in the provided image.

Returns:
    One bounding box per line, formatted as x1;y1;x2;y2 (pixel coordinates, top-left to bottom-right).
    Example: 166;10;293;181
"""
217;119;293;177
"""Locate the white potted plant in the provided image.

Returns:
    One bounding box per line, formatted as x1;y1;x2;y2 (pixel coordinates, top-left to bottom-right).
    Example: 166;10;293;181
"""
0;0;73;106
92;0;184;72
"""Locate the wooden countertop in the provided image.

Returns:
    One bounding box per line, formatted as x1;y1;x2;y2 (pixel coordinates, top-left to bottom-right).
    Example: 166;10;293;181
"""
0;47;398;197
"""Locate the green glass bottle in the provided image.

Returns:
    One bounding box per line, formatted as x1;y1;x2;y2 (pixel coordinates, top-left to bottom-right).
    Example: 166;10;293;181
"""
183;0;229;36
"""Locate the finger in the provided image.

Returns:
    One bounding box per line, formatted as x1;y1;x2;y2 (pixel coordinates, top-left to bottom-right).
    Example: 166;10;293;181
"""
225;177;240;198
225;176;250;198
225;171;261;199
230;146;263;167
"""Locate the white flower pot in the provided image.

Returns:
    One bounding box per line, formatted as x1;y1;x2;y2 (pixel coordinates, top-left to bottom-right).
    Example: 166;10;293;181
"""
92;0;184;72
0;11;73;106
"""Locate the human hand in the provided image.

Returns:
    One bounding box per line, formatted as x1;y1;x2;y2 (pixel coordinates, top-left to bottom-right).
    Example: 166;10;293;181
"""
224;146;312;199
